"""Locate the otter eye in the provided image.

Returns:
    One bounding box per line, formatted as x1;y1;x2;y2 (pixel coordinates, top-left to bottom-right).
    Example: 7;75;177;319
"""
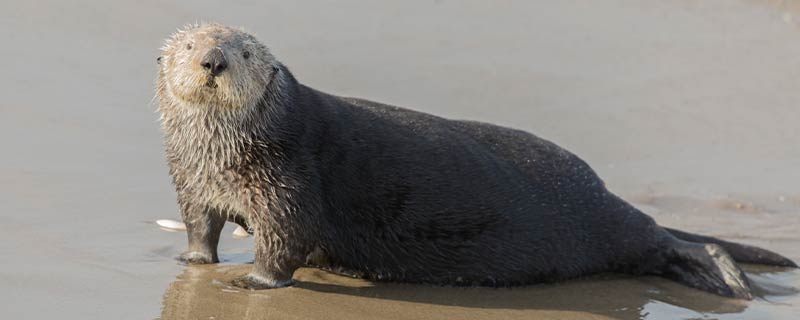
156;56;162;64
186;43;192;50
243;51;250;59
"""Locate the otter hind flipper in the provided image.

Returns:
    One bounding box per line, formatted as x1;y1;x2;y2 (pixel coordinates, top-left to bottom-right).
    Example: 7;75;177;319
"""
655;241;753;299
665;227;797;268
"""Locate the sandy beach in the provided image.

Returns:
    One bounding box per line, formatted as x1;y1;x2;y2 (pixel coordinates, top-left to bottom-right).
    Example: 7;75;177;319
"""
1;0;798;319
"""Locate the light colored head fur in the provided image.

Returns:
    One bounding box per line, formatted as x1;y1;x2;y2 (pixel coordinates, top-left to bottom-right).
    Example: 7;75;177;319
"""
157;23;282;113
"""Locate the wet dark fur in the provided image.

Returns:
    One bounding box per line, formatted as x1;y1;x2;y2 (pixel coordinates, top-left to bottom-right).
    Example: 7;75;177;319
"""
161;48;795;300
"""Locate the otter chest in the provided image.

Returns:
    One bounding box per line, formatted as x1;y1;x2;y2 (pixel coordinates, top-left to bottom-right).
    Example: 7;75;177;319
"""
179;160;252;215
206;172;248;214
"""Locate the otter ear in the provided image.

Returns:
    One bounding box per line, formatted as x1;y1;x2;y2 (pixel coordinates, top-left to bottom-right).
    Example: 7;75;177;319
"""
157;56;162;64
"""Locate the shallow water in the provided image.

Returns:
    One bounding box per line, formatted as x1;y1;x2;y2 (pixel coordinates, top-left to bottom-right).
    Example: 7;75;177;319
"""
1;0;799;319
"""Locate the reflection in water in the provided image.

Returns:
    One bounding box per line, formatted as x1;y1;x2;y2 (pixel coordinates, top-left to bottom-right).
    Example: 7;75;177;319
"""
157;264;800;320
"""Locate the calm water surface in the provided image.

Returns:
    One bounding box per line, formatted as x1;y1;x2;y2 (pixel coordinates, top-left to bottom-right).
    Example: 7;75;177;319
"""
1;0;798;319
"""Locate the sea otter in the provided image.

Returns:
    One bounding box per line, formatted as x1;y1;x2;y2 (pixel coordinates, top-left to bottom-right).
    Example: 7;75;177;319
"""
155;23;796;299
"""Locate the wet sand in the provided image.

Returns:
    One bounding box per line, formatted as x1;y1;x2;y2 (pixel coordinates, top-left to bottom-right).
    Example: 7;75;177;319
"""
1;0;799;319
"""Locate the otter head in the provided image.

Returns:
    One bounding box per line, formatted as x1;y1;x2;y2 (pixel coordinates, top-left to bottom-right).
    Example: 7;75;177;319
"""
158;23;279;110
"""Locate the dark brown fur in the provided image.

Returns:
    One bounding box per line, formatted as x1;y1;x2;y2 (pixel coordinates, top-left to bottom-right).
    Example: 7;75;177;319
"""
157;24;795;298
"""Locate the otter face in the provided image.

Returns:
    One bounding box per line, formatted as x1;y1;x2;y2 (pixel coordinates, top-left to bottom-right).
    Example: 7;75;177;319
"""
158;23;278;110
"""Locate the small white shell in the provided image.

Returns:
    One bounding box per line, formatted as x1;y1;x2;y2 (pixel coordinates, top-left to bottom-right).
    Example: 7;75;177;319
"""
156;219;187;231
232;225;250;238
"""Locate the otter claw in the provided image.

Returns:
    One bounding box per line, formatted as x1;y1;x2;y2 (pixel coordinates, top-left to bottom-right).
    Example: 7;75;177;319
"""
177;251;217;265
231;274;294;290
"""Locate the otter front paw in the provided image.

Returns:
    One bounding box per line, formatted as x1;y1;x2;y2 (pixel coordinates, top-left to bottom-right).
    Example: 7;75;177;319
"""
231;274;294;290
177;251;218;264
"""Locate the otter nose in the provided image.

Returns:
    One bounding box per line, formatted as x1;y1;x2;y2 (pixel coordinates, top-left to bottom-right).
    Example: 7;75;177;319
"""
200;48;228;76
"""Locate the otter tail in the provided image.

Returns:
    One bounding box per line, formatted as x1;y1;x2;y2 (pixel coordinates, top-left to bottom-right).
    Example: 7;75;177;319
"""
653;239;753;299
664;227;797;268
